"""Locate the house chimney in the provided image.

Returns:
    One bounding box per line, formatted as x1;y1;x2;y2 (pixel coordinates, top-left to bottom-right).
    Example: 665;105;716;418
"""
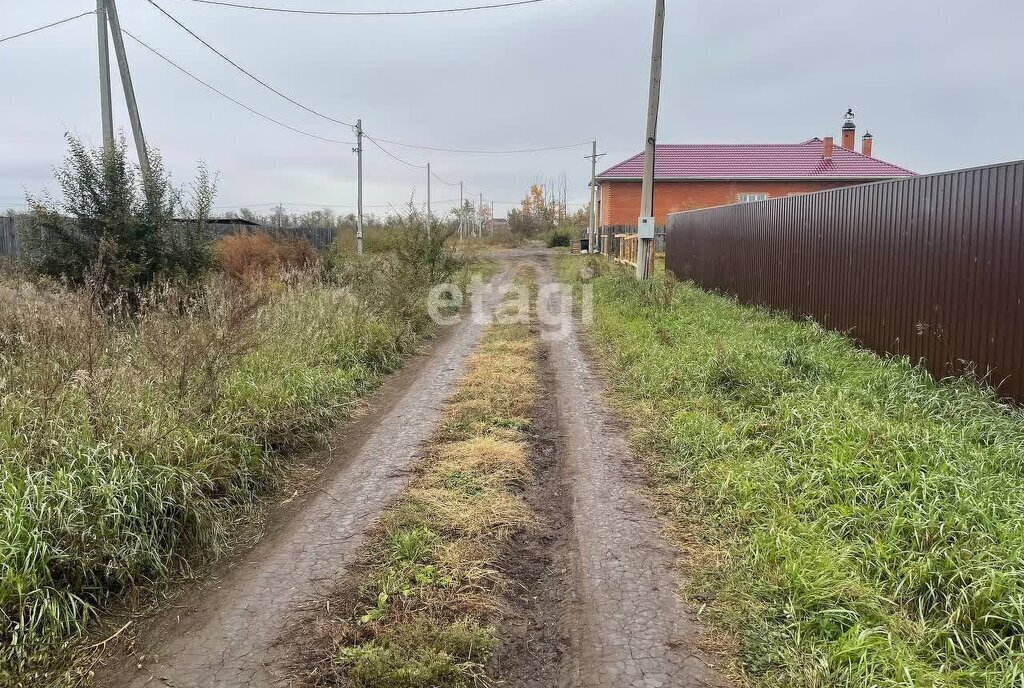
823;136;834;159
841;108;856;149
861;131;873;157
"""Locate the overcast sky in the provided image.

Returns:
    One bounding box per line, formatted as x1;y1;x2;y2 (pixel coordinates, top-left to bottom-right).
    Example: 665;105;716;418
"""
2;0;1022;218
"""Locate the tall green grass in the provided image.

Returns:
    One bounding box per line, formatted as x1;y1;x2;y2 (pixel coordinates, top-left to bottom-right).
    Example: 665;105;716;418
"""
558;255;1024;688
0;250;449;684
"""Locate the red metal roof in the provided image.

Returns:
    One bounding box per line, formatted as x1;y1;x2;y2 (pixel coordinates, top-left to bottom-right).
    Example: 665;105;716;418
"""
597;138;915;181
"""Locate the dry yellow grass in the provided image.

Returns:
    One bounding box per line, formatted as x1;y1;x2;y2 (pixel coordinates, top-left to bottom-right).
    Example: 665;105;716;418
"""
327;270;541;686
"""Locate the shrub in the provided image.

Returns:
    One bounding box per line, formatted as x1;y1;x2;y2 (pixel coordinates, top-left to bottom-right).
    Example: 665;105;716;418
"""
18;135;215;309
546;229;572;248
507;207;545;236
215;231;317;283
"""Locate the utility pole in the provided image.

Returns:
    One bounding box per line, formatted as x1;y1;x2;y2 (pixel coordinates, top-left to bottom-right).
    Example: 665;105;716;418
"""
637;0;665;280
105;0;151;180
490;201;495;235
459;181;465;240
478;192;484;237
96;0;114;153
426;162;432;224
353;119;364;254
585;140;605;253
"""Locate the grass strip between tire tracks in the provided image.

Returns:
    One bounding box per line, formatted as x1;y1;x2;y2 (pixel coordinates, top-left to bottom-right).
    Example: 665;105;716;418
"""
319;266;540;687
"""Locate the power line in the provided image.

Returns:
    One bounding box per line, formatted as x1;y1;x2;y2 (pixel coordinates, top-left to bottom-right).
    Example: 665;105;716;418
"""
430;169;460;186
213;199;462;209
365;138;485;203
364;135;426;169
145;0;355;128
368;136;592;155
178;0;557;17
0;10;96;45
121;28;355;145
149;0;587;157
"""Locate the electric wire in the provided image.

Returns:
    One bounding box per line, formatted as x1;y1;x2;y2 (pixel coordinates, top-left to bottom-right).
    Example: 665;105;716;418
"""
0;10;96;45
430;169;460;186
145;0;355;128
368;136;592;154
148;0;587;157
364;136;426;169
213;199;461;209
122;28;355;145
177;0;556;17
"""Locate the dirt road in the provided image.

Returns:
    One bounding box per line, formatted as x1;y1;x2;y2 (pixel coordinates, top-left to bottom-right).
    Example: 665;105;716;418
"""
96;250;724;687
96;259;516;688
532;254;726;688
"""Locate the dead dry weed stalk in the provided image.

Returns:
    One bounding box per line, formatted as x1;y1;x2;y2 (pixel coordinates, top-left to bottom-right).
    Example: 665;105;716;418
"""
319;268;542;687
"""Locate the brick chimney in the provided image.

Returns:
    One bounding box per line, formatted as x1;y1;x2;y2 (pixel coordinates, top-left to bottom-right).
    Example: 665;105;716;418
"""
841;109;856;150
823;136;834;159
861;131;873;157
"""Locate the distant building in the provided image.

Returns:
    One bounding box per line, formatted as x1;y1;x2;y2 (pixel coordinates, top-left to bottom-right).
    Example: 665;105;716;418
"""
595;114;914;226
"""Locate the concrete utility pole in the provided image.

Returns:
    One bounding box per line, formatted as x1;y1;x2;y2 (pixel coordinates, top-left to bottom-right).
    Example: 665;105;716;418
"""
636;0;665;280
354;119;364;254
426;162;432;224
585;140;605;253
105;0;151;180
459;181;465;240
96;0;114;152
478;192;484;237
490;201;494;234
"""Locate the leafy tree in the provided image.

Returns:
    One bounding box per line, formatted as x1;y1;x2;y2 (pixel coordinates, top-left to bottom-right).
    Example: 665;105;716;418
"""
20;134;216;307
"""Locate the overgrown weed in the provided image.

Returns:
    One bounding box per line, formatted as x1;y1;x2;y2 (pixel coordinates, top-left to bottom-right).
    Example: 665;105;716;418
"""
0;224;463;684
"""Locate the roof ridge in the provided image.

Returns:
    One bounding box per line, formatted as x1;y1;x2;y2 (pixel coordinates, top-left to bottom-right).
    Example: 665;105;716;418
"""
653;142;824;147
831;141;917;175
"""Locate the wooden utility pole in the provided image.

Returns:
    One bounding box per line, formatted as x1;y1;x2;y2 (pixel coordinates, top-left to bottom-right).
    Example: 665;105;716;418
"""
354;119;364;254
96;0;114;152
105;0;151;180
637;0;665;279
585;140;605;253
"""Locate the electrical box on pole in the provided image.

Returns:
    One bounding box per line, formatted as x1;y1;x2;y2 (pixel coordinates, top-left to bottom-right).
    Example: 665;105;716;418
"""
637;216;655;239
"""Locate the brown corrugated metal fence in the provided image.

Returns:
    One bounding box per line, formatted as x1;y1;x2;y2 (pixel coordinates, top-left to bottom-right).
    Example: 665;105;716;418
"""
665;160;1024;400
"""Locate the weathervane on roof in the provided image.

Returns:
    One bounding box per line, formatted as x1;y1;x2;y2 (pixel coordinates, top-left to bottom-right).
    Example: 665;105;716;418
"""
843;108;855;123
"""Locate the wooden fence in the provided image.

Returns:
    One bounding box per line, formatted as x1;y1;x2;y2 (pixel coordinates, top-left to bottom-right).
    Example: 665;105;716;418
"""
0;217;21;259
597;224;666;259
666;159;1024;401
0;217;335;259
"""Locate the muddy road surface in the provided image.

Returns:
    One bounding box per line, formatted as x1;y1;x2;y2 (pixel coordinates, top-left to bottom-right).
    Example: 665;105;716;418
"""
95;250;726;688
530;253;727;688
95;257;517;688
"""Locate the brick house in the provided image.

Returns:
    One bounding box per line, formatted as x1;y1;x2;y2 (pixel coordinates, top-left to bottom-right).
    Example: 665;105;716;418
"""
595;119;914;226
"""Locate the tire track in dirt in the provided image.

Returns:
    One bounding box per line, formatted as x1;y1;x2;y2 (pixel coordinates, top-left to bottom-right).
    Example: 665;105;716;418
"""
94;257;517;688
489;331;576;688
533;253;728;688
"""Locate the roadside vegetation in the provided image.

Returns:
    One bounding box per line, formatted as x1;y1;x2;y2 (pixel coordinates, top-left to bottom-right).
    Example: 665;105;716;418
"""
558;255;1024;688
0;138;471;685
314;269;539;687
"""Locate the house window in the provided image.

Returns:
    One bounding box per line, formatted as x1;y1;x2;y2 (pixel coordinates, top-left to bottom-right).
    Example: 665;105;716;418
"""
738;193;768;203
